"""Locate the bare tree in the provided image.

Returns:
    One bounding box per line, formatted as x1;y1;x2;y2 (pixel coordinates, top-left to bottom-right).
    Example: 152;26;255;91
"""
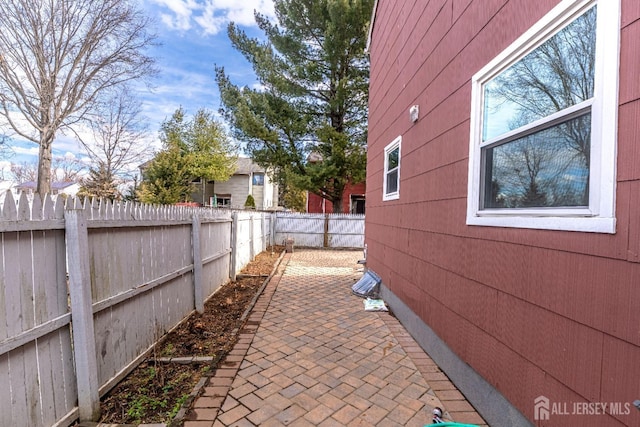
76;86;149;198
10;155;86;184
0;134;14;160
52;155;86;181
81;87;149;175
0;0;156;195
10;161;38;183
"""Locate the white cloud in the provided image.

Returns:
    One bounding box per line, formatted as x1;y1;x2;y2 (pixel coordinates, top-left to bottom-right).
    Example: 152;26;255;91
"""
223;0;275;25
153;0;200;31
13;145;40;156
151;0;275;35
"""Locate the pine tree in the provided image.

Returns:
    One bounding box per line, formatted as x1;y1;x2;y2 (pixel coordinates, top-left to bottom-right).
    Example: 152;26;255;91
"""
138;146;192;204
138;108;237;205
244;194;256;209
216;0;373;213
78;164;121;200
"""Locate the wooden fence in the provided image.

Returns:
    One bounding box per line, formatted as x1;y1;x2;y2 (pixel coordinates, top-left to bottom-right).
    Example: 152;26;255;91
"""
0;197;362;427
274;212;365;248
0;193;273;427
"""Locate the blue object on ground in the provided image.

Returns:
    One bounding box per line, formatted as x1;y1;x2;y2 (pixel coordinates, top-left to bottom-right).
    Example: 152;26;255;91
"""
352;269;381;298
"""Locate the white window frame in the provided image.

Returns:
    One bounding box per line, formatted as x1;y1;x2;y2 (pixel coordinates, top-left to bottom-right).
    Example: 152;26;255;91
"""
383;136;401;201
215;195;231;207
466;0;620;233
252;173;264;186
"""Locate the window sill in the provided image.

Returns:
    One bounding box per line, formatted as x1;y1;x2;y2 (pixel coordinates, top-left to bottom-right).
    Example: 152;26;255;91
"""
466;214;615;234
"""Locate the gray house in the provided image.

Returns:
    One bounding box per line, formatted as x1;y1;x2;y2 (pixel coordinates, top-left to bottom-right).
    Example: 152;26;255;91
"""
192;157;279;210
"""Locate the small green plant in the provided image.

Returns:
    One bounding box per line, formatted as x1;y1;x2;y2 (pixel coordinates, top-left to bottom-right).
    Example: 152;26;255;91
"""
126;388;148;421
146;366;157;380
126;393;168;422
161;343;176;357
168;394;189;420
244;194;256;209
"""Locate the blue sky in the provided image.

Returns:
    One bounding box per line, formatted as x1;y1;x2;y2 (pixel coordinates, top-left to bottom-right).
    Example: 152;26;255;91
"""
137;0;275;136
1;0;275;178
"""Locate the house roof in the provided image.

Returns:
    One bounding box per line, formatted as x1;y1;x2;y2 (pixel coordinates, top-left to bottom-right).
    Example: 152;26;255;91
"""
17;181;77;190
235;157;266;175
307;152;324;163
139;156;266;176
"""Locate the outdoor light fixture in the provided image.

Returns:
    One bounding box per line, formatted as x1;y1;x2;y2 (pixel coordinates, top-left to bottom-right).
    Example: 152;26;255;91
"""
410;104;419;122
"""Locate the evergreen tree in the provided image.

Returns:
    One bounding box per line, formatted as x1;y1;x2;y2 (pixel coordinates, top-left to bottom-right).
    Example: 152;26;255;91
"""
78;164;121;200
138;107;237;205
188;109;238;183
280;174;307;212
138;146;191;204
244;194;256;209
216;0;372;213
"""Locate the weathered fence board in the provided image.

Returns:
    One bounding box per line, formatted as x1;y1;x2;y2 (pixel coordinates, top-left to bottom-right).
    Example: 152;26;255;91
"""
274;212;365;248
231;211;271;277
1;198;80;427
0;352;10;426
200;219;231;297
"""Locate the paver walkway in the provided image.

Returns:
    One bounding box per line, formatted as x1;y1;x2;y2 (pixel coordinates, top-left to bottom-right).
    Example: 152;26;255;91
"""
184;250;487;427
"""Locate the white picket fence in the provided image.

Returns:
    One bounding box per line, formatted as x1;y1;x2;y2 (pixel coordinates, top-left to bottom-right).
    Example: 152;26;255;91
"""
0;193;273;427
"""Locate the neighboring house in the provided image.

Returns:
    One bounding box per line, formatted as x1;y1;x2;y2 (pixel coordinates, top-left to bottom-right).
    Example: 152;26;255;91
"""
16;181;80;197
305;151;366;214
367;1;638;426
192;157;279;210
307;182;366;214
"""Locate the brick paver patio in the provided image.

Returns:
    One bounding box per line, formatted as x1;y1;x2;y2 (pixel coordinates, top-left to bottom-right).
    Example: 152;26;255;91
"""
184;249;487;427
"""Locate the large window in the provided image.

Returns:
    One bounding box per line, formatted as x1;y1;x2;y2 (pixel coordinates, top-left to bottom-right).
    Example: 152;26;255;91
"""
383;136;401;201
466;0;620;233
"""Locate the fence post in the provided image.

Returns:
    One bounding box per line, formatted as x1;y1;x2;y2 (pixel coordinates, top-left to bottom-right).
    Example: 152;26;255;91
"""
65;209;101;422
323;214;330;248
271;212;276;247
230;211;238;281
249;214;255;260
262;213;267;252
192;215;204;313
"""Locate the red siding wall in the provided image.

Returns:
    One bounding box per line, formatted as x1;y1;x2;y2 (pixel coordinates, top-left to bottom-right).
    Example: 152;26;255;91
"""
307;182;366;213
367;0;640;425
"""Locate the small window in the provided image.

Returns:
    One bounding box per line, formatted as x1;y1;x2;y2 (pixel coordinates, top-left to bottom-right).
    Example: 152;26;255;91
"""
383;136;401;201
214;194;231;207
252;173;264;186
466;0;619;233
351;195;366;214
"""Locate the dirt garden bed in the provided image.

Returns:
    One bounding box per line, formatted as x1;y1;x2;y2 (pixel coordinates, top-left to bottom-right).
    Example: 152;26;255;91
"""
96;246;284;425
